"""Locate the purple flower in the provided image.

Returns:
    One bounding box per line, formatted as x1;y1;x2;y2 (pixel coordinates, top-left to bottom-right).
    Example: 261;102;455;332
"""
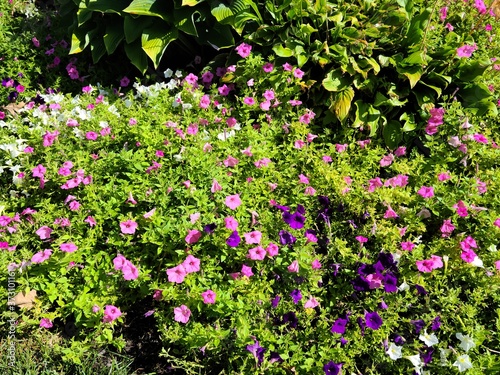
373;261;385;275
283;211;305;229
270;351;283;363
422;347;434;365
331;317;348;334
383;272;398;293
323;361;343;375
296;204;306;215
394;334;405;345
226;231;241;247
415;284;428;295
282;312;298;328
271;295;281;308
246;339;266;365
378;299;389;309
279;230;296;245
365;311;383;330
411;319;425;334
339;337;348;347
357;263;374;276
431;316;441;331
377;252;397;270
290;289;302;304
203;223;217;234
352;275;370;291
318;195;330;207
330;263;341;276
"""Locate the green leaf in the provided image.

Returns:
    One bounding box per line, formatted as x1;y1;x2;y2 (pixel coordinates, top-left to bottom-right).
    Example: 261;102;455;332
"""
87;0;129;13
400;112;417;132
124;15;154;44
383;120;402;149
398;65;422;88
123;0;171;21
141;25;178;69
456;58;491;82
205;23;234;49
174;8;199;36
103;22;124;54
330;87;355;122
182;0;201;5
352;100;381;135
322;69;350;92
77;8;93;26
273;44;293;57
211;3;234;24
404;8;431;47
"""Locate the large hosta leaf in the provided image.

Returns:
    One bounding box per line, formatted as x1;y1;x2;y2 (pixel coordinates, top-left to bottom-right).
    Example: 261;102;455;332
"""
124;40;148;73
383;120;402;149
87;0;129;13
330;87;355;122
104;22;124;54
141;25;178;68
123;0;171;21
322;69;351;92
352;100;381;135
124;15;154;44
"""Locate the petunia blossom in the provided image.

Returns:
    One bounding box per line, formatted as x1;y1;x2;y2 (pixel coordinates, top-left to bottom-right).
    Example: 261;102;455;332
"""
225;194;242;210
167;264;187;283
173;305;191;324
120;220;138;234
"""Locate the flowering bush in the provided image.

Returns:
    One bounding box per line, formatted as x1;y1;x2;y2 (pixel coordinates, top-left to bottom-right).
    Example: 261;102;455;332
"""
1;42;500;373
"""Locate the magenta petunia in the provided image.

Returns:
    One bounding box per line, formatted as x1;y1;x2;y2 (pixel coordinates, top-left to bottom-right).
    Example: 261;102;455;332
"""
36;226;52;240
120;219;138;234
185;229;202;244
167;264;187;283
182;255;201;273
103;305;122;323
60;243;78;253
225;194;242;210
201;289;216;304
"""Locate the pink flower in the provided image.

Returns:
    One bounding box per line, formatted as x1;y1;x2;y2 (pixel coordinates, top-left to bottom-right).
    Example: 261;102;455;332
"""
495;260;500;270
366;273;383;289
84;216;96;226
199;94;210;109
305;186;316;196
298;174;310;184
287;260;299;273
461;249;477;263
43;130;59;147
312;259;321;269
36;226;52;239
438;172;451;181
153;290;163;301
223;155;239;167
453;200;468;217
241;264;253;277
474;0;487;14
266;243;279;257
304;297;319;309
336;144;348;153
262;63;274;73
439;6;447;21
248;246;266;260
122;260;139;280
430;255;443;269
368;177;383;192
85;131;98;141
418;186;435;198
476;179;487;194
31;249;52;264
355;236;368;244
225;194;242;210
174;305;191;324
113;254;127;270
244;231;262;245
456;44;477;58
32;164;46;178
167;264;187;283
182;255;201;273
185;229;202;244
401;241;415;251
40;318;53;329
120;220;138;234
383;206;398;219
68;200;81;211
201;289;216;304
440;219;455;237
494;218;500;228
394;146;406;157
225;216;239;230
60;243;78;253
294;139;306;149
460;236;477;251
380;154;394;167
235;43;252;58
307;133;318;142
293;68;304;79
211;179;222;193
473;133;488;144
103;305;122;323
254;158;272;168
416;259;436;273
92;305;100;313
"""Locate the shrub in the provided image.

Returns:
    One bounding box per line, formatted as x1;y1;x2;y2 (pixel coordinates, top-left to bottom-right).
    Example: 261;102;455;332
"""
2;48;500;374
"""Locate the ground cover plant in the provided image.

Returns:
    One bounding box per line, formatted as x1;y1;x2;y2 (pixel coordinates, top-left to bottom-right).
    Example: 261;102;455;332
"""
1;0;500;374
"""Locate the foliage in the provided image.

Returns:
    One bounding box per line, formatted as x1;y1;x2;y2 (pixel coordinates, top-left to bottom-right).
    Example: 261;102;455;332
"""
56;0;261;73
235;0;500;147
1;48;500;374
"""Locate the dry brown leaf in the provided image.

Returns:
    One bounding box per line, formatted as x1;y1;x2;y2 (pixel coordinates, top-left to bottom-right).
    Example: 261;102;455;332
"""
13;289;37;309
2;102;25;117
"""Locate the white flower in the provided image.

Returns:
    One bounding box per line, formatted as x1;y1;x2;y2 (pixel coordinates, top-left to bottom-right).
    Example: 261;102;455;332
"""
166;79;178;90
386;343;402;360
108;105;120;117
405;354;423;374
164;68;173;78
456;333;476;352
217;130;235;141
470;256;483;268
99;121;109;128
124;99;133;108
398;281;410;291
175;70;183;78
488;244;498;252
419;330;439;347
453;354;473;372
